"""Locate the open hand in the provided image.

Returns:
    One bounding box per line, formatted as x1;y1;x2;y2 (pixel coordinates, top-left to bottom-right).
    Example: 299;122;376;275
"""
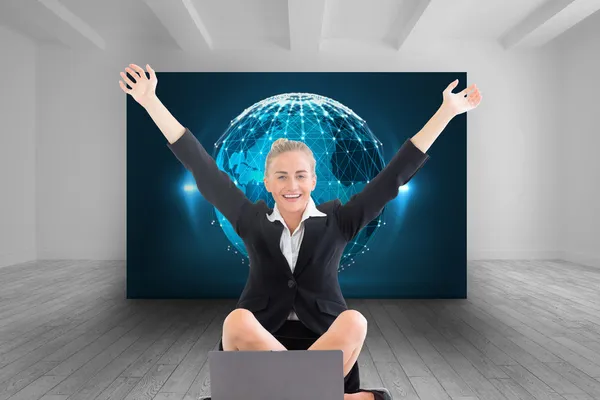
442;79;482;117
119;63;157;108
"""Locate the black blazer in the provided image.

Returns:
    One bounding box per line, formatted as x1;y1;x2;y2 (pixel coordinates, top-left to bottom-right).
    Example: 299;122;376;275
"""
167;128;430;335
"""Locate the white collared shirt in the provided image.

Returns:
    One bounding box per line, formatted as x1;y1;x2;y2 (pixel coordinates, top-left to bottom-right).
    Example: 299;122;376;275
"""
266;196;327;320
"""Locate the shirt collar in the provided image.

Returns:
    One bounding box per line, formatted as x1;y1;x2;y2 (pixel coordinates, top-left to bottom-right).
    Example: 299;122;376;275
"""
266;195;326;224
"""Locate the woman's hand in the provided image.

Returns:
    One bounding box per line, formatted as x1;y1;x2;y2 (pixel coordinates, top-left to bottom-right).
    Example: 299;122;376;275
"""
441;79;482;117
119;63;157;108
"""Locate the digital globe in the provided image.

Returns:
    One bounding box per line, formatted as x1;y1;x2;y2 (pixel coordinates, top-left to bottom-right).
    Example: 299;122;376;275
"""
211;93;386;272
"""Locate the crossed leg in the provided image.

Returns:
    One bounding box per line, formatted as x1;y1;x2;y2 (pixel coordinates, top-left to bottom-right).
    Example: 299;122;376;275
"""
221;309;371;399
222;308;288;351
306;310;368;377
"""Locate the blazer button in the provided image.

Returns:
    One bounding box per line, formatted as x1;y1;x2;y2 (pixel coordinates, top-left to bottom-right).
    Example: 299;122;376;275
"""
288;280;295;288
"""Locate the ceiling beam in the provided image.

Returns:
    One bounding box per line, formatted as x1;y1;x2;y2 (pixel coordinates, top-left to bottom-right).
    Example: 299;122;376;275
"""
499;0;600;49
142;0;212;52
37;0;106;50
287;0;326;52
388;0;432;51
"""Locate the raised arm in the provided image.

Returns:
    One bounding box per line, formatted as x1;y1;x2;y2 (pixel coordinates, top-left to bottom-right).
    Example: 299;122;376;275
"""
165;128;252;237
119;63;252;236
335;79;482;241
119;63;185;144
334;135;430;242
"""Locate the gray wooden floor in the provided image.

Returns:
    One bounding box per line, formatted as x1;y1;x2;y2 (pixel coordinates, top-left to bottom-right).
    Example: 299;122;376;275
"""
1;259;599;399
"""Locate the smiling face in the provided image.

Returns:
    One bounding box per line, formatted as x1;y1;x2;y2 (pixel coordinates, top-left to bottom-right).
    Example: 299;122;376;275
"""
263;150;317;216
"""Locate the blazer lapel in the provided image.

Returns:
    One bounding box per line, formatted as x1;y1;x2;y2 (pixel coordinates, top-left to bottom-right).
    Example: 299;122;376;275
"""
261;216;293;279
293;215;328;278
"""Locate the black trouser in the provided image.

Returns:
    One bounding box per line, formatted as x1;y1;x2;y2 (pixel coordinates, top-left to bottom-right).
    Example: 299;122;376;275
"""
218;319;361;393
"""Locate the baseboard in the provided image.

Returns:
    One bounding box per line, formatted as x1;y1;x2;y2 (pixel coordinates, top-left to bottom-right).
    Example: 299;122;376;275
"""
468;249;600;269
0;251;36;269
559;250;600;269
467;250;564;260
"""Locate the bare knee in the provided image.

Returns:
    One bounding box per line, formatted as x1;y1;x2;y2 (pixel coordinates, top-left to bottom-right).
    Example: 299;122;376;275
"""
338;310;368;343
223;308;258;343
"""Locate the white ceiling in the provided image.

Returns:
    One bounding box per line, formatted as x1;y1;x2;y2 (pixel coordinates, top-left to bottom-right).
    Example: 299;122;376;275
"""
0;0;598;52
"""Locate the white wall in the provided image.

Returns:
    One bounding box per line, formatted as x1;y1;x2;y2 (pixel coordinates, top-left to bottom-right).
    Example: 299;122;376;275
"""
555;10;600;269
35;46;126;260
9;18;597;267
0;26;36;268
28;37;567;264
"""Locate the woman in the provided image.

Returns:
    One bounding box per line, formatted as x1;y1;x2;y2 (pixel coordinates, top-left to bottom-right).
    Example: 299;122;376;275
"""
119;64;482;400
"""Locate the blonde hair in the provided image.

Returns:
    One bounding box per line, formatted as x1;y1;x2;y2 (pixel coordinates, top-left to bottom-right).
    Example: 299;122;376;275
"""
264;138;316;178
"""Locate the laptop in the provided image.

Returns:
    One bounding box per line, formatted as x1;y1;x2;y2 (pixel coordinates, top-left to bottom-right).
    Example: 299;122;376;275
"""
208;349;345;400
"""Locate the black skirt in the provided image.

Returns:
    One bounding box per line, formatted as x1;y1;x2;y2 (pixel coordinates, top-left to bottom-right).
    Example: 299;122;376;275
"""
218;319;360;393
